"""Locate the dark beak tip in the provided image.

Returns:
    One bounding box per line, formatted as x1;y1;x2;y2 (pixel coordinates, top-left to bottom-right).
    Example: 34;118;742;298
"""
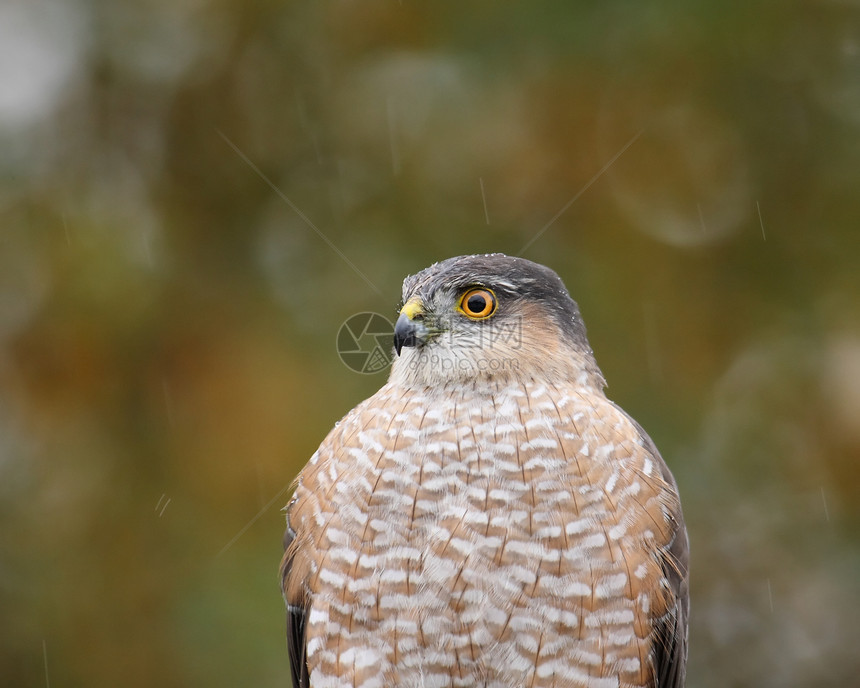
393;312;425;356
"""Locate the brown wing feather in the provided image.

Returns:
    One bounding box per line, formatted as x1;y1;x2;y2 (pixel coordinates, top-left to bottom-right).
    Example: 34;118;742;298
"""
281;508;310;688
616;406;689;688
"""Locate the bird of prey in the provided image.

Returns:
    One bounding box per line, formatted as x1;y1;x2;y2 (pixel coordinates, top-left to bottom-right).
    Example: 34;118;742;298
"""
281;253;688;688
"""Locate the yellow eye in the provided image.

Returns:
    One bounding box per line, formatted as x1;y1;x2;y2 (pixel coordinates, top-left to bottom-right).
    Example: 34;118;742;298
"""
458;288;497;319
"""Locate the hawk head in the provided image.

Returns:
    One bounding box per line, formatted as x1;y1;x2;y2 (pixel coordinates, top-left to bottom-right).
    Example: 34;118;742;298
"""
390;253;605;388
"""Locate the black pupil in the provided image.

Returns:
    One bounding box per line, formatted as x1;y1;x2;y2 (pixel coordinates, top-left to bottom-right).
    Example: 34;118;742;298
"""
467;293;488;313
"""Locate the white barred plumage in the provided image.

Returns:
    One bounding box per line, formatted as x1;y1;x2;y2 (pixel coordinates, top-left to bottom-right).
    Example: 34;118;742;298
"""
282;254;688;688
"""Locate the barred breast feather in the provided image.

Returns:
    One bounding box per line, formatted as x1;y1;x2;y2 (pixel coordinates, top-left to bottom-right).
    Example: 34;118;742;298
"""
281;377;687;688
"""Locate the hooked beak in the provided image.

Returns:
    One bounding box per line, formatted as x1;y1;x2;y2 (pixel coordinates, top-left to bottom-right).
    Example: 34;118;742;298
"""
393;298;430;356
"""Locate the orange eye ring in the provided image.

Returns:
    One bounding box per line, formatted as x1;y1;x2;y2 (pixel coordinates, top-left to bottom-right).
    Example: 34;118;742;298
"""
458;288;497;319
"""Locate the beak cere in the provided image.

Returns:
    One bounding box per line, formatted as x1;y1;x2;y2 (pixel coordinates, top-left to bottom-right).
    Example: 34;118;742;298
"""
393;312;429;356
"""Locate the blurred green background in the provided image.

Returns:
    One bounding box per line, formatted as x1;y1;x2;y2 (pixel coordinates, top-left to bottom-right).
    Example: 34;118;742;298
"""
2;1;859;686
